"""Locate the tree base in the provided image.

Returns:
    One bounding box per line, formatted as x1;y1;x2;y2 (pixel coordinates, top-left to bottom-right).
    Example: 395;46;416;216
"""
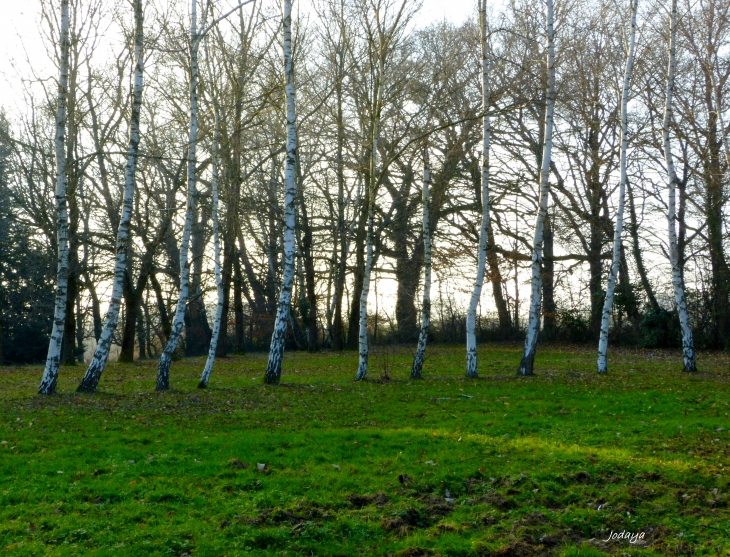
76;383;97;393
466;349;478;379
517;353;535;376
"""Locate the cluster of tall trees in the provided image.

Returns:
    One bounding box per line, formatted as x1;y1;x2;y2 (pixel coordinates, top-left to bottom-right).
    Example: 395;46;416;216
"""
1;0;729;389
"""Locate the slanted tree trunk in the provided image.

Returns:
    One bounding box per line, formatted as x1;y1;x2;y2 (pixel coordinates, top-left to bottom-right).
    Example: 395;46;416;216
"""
199;107;224;388
597;0;638;373
411;147;432;379
78;0;144;392
39;0;71;394
518;0;555;376
662;0;696;372
265;0;298;384
156;0;201;390
465;0;492;379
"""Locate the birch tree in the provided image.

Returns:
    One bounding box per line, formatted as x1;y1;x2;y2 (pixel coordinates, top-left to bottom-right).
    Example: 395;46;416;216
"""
156;0;202;391
465;0;491;380
38;0;71;395
77;0;145;393
517;0;555;376
154;0;253;390
662;0;697;372
264;0;298;384
597;0;638;374
355;0;409;381
199;105;223;388
411;146;431;379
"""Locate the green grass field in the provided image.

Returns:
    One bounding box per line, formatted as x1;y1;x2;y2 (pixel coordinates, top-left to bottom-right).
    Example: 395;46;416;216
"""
1;344;729;556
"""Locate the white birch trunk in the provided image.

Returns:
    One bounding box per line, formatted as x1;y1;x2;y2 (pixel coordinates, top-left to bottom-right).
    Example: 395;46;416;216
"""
663;0;697;372
265;0;298;384
354;61;384;382
39;0;71;395
156;0;200;390
199;106;223;388
77;0;144;393
518;0;555;376
597;0;638;374
411;146;432;379
466;0;491;380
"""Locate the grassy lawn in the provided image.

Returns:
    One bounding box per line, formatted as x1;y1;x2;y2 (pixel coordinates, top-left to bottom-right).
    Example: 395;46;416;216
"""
1;343;729;556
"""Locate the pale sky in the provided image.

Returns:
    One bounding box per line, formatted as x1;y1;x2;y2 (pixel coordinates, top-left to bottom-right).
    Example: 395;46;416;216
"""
0;0;478;114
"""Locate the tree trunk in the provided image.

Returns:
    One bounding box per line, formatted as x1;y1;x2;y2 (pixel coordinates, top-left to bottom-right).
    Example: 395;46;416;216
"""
466;0;492;379
85;272;102;343
75;293;84;362
39;0;71;394
119;270;141;363
518;0;555;376
200;107;224;388
265;0;298;385
394;249;421;342
300;197;318;351
62;270;78;364
709;63;730;349
150;272;171;344
626;178;660;312
355;57;385;381
156;0;200;390
136;309;146;360
597;0;638;373
662;0;697;372
233;254;245;352
411;147;432;379
216;235;234;356
541;215;556;340
331;54;347;351
346;193;367;350
78;0;144;391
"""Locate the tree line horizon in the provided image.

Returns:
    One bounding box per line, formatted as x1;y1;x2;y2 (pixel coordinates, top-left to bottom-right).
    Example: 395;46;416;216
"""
0;0;727;391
